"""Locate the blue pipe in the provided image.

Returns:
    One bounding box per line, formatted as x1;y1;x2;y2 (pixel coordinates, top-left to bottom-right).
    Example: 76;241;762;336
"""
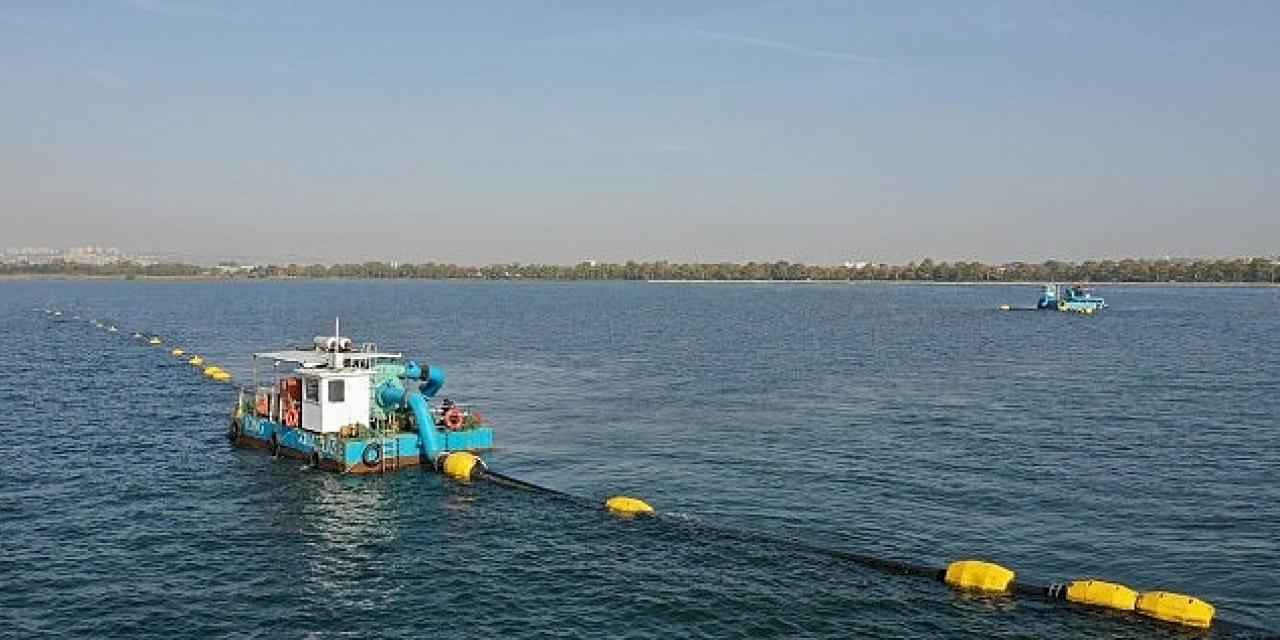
402;360;444;397
420;365;445;398
374;380;445;459
407;394;445;459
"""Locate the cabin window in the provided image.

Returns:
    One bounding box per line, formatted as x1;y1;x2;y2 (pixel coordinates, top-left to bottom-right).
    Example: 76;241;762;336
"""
305;379;319;402
328;379;345;403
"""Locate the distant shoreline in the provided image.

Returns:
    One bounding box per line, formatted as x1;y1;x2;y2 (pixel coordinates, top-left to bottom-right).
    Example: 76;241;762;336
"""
3;274;1276;287
645;279;1280;287
5;256;1277;284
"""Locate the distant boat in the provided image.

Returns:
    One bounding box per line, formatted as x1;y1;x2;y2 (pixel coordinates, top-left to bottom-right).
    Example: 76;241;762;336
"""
1037;283;1106;314
1000;284;1107;314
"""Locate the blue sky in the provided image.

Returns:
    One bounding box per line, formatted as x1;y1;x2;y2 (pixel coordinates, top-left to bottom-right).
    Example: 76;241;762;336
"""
2;1;1277;264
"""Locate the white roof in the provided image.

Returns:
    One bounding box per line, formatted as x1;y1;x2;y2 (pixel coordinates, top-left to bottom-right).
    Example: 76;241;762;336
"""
296;367;375;379
252;349;403;368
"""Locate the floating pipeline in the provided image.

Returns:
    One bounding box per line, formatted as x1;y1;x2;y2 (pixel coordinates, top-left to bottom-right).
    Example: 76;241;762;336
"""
692;519;1261;633
439;451;484;482
37;309;1271;636
604;495;656;516
45;309;228;385
470;468;1275;635
476;470;654;517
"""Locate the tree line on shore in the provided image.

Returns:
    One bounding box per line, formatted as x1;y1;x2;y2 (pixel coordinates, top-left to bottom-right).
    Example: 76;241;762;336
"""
3;257;1278;283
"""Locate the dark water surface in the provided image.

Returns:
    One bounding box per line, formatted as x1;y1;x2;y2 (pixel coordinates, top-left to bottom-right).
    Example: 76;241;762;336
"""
2;281;1277;638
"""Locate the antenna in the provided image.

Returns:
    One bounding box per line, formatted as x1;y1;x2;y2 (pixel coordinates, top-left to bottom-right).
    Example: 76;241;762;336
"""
330;316;343;369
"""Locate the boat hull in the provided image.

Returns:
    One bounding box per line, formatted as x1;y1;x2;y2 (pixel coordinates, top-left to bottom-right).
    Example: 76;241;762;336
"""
1060;300;1105;312
231;414;494;474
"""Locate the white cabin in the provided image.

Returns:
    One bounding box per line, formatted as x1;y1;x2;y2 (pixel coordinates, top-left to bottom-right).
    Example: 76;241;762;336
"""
251;330;402;436
300;369;372;434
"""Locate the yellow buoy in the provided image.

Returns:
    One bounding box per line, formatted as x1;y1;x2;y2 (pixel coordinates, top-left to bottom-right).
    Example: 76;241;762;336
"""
203;366;223;377
189;355;204;366
171;348;185;357
1066;580;1138;611
211;371;232;383
1135;591;1214;628
605;496;655;516
944;560;1015;593
440;452;481;481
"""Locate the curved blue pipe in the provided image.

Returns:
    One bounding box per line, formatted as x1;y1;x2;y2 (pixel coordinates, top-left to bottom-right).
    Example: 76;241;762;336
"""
374;380;444;459
420;365;445;398
399;360;444;397
407;394;444;458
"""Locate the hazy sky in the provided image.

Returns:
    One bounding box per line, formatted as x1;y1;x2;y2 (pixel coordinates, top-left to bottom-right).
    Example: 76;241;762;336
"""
2;1;1277;264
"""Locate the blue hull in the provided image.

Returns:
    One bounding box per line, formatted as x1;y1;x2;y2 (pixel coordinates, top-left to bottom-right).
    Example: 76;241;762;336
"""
231;414;494;474
1060;300;1105;312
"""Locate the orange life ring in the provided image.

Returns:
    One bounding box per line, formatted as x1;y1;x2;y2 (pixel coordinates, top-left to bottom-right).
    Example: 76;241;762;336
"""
444;407;465;431
283;404;300;427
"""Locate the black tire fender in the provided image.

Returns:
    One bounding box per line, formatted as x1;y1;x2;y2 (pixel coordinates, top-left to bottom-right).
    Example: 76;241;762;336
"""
362;442;382;467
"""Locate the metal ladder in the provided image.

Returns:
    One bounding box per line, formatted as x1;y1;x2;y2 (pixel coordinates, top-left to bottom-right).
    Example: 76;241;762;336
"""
379;429;399;473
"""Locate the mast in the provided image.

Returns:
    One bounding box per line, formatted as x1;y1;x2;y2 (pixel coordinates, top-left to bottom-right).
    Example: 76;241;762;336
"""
332;316;343;369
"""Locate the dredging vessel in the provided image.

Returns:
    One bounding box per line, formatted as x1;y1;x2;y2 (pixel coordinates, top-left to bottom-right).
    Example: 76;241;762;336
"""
1000;284;1107;313
1037;283;1106;313
229;322;492;474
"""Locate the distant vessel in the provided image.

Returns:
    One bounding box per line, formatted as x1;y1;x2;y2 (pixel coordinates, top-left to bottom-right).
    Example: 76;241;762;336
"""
229;320;492;474
1037;284;1106;313
1000;284;1107;313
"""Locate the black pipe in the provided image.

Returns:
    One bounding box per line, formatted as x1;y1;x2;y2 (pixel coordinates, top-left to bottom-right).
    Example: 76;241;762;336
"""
476;468;1278;637
476;469;597;509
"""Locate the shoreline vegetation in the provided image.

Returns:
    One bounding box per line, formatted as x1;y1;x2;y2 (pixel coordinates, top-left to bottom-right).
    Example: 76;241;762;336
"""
2;257;1278;284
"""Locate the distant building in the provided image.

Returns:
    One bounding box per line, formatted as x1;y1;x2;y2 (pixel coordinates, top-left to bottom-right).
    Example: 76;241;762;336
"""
0;245;169;266
64;246;125;265
1;246;58;264
843;260;869;269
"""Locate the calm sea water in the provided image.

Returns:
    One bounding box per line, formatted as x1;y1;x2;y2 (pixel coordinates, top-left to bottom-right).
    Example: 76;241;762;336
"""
1;280;1276;638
